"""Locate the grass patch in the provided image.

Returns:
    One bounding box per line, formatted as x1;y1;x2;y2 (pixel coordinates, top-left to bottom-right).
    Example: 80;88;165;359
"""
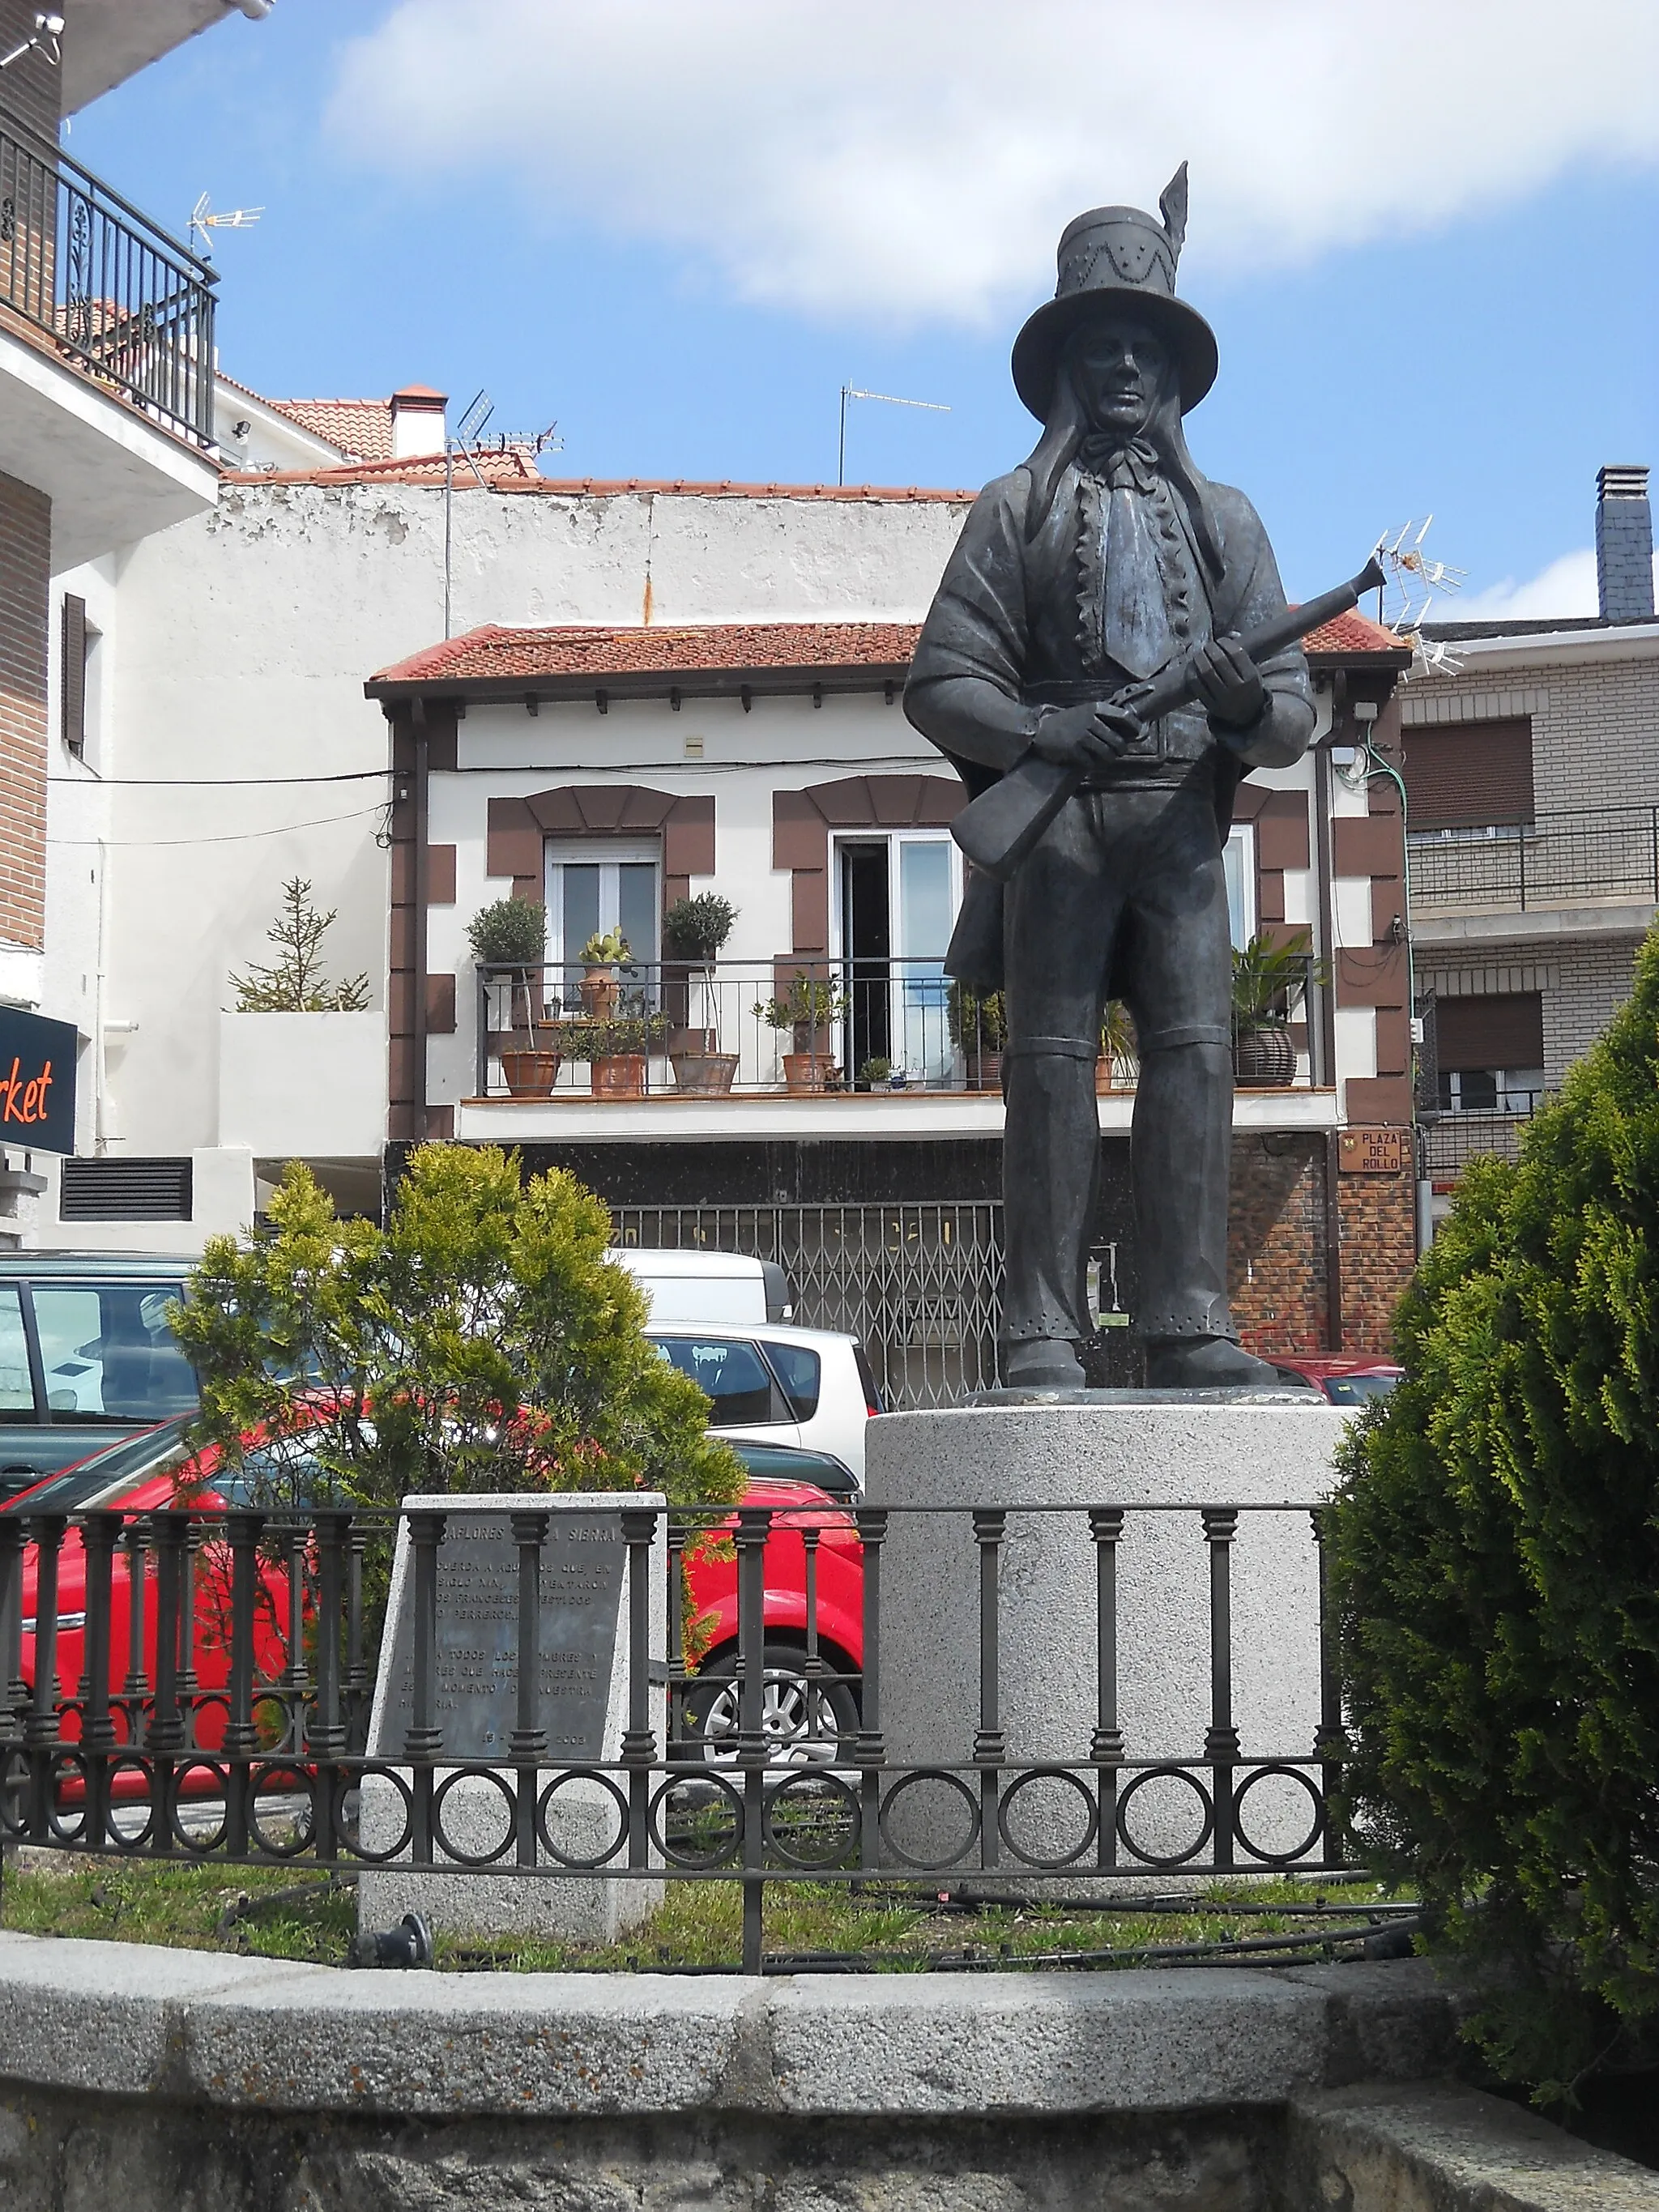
1;1856;1410;1974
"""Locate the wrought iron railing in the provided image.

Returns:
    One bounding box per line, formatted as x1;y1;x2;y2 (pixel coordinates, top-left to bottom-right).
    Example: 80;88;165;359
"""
1410;806;1659;914
0;1497;1351;1974
474;956;1320;1101
0;105;216;448
1421;1100;1540;1177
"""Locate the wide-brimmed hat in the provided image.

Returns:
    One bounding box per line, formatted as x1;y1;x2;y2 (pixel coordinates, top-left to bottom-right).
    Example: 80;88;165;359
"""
1010;163;1218;420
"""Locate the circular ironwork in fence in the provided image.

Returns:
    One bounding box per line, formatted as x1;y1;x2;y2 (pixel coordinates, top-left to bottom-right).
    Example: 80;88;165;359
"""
100;1757;157;1851
109;1698;145;1749
650;1771;744;1869
41;1750;91;1845
251;1690;301;1752
995;1766;1100;1869
169;1762;232;1853
0;1745;27;1840
187;1694;230;1749
1229;1762;1325;1867
430;1765;518;1869
339;1763;414;1865
1114;1764;1216;1869
248;1762;317;1858
876;1769;981;1870
535;1768;631;1869
761;1771;860;1869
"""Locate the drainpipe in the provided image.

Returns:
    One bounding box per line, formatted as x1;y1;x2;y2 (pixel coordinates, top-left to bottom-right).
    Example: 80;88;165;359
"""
412;710;430;1144
1312;735;1344;1353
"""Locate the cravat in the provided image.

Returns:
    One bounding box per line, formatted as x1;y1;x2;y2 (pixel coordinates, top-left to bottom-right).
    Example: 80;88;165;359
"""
1081;437;1176;680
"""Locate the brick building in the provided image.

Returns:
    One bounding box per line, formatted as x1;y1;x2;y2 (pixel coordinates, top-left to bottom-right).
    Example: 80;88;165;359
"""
1404;466;1658;1202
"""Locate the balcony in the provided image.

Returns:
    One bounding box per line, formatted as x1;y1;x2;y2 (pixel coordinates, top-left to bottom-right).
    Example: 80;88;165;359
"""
454;956;1337;1142
1411;807;1659;931
0;104;219;560
1421;1099;1539;1185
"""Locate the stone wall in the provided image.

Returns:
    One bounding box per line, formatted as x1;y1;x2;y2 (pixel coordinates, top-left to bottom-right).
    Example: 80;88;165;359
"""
1337;1161;1416;1357
1229;1136;1415;1360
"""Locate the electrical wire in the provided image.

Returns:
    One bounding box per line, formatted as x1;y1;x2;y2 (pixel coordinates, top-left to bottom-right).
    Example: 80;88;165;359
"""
46;805;388;849
47;769;394;787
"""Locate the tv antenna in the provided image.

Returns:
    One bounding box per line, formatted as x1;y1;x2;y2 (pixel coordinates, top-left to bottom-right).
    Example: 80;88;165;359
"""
1373;518;1468;674
838;384;949;487
443;390;565;636
190;193;264;257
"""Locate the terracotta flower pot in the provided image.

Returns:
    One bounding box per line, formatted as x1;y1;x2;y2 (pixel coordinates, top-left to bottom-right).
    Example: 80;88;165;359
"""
1096;1055;1115;1094
591;1053;647;1099
1234;1023;1298;1085
966;1051;1004;1093
499;1046;561;1097
581;968;621;1019
671;1050;739;1095
783;1051;837;1095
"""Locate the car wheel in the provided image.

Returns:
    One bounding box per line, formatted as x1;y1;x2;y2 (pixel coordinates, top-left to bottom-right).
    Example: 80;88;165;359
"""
679;1644;859;1767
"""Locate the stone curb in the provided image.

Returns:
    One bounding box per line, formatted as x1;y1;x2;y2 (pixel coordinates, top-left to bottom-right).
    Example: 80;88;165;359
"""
0;1934;1459;2119
1290;2082;1659;2209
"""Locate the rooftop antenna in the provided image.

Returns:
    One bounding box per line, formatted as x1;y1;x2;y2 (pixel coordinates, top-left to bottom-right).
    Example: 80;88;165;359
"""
838;385;949;487
443;394;565;637
454;389;494;445
1373;517;1468;673
190;193;264;258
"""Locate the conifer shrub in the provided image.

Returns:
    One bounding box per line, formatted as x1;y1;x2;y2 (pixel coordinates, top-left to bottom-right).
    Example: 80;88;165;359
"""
1328;931;1659;2096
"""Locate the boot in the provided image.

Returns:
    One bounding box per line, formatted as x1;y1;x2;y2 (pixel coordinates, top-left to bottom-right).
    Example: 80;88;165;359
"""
1145;1335;1280;1390
1003;1337;1086;1390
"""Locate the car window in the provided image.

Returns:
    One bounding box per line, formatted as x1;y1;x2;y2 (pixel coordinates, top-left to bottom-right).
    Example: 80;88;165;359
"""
1;1418;193;1514
1321;1372;1400;1406
0;1286;32;1414
30;1283;197;1422
650;1337;778;1426
763;1342;821;1421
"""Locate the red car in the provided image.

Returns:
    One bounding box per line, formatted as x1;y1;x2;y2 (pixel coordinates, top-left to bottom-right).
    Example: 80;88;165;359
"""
2;1420;864;1772
1270;1354;1403;1407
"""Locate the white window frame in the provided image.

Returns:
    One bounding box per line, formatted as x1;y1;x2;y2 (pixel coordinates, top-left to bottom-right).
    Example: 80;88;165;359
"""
1223;825;1256;951
543;838;663;971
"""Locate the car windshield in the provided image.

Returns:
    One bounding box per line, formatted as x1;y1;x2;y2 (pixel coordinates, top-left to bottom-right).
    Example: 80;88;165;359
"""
650;1337;777;1426
1321;1371;1401;1406
1;1417;194;1514
30;1282;197;1422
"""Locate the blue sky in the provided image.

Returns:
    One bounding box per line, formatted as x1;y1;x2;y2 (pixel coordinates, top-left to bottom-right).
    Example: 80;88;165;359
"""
67;0;1658;614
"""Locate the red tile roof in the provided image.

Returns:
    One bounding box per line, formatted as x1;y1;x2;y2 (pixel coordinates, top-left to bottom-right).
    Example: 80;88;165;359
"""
369;612;1407;693
266;397;396;459
226;447;541;488
227;464;977;499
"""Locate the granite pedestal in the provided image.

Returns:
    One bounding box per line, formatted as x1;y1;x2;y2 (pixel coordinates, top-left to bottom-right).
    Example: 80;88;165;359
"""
866;1395;1350;1876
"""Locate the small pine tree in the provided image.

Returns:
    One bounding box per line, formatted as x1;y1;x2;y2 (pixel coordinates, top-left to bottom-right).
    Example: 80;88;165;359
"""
230;878;371;1012
1328;923;1659;2098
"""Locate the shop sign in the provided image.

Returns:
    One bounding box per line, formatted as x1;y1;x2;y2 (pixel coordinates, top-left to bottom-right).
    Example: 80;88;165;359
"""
0;1008;77;1154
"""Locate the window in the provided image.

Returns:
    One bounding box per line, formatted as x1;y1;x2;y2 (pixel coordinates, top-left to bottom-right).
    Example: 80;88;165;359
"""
1402;720;1534;833
30;1284;198;1421
763;1341;821;1421
1434;992;1544;1115
0;1286;32;1414
838;833;959;1081
544;840;660;1001
61;594;92;757
1222;825;1256;949
649;1336;778;1426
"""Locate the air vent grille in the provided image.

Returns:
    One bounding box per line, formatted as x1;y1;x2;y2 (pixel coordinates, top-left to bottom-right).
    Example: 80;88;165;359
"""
59;1157;193;1222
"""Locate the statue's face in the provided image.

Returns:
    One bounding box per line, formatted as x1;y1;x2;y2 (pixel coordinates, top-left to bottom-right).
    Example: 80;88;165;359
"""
1069;316;1170;437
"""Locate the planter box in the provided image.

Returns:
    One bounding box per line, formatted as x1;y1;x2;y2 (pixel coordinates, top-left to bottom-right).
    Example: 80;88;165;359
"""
218;1011;388;1158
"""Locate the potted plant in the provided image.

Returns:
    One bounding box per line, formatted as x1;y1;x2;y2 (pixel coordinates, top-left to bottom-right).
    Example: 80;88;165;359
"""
466;896;554;1093
1231;929;1325;1085
856;1055;893;1092
578;927;633;1019
1098;1000;1137;1093
755;974;846;1094
662;893;740;1095
557;1010;671;1099
947;982;1007;1092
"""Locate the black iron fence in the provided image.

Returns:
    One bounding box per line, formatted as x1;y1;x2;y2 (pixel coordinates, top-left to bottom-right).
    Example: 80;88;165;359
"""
1421;1103;1539;1177
475;955;1320;1101
1410;806;1659;913
0;107;216;447
0;1498;1351;1973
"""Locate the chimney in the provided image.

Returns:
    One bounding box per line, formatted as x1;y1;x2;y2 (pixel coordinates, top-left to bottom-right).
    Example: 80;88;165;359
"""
1596;465;1654;623
390;384;447;461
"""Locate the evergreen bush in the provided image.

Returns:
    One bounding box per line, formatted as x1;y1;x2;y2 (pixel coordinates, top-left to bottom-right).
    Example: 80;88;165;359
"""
1328;927;1659;2097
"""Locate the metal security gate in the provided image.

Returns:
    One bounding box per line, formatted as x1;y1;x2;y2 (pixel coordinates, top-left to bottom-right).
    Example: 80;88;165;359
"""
611;1203;1004;1409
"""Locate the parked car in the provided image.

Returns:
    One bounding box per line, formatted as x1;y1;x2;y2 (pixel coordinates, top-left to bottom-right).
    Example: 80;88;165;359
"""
646;1323;881;1482
4;1426;864;1770
1271;1355;1403;1407
612;1247;794;1325
0;1251;198;1495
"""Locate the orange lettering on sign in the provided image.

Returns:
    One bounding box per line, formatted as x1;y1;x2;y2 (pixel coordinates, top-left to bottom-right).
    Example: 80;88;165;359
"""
1338;1127;1408;1175
0;1056;53;1125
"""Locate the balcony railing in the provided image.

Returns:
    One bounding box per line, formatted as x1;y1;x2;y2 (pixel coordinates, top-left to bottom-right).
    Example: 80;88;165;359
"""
1420;1097;1540;1178
0;104;216;448
1410;807;1659;915
471;957;1320;1102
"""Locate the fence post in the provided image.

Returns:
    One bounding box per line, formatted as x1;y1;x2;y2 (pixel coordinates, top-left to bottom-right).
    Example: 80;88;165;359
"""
1311;1507;1349;1869
619;1507;658;1876
147;1513;191;1854
344;1519;371;1751
854;1507;887;1881
1090;1507;1125;1870
1201;1507;1240;1873
403;1510;447;1868
666;1513;686;1754
733;1504;771;1974
78;1511;122;1849
222;1510;265;1860
0;1517;24;1750
122;1519;150;1745
23;1515;66;1843
508;1510;549;1871
280;1523;308;1755
972;1508;1006;1869
309;1511;350;1860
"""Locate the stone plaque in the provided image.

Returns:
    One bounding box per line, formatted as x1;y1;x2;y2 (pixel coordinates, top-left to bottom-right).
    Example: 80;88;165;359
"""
369;1507;626;1762
1338;1127;1409;1175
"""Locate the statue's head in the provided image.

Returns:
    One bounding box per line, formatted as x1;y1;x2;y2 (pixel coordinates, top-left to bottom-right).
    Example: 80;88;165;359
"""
1062;313;1175;443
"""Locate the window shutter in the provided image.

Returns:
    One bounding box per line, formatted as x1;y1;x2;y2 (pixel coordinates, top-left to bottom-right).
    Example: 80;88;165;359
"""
61;595;87;756
1435;993;1543;1071
1401;719;1534;829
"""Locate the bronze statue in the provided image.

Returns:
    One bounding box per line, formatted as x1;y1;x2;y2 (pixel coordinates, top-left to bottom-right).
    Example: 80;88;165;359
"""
905;166;1316;1391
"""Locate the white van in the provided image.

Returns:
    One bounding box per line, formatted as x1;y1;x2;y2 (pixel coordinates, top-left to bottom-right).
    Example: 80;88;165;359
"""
612;1247;793;1327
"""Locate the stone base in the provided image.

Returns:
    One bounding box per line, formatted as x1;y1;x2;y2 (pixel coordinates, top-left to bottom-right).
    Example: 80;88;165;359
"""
356;1770;662;1946
867;1400;1350;1874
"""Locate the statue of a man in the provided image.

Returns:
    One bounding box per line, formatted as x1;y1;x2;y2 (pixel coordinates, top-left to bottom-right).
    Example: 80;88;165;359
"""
904;168;1314;1391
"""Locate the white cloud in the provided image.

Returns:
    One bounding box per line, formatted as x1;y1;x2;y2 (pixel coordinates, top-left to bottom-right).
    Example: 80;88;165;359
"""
327;0;1659;326
1457;548;1659;621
